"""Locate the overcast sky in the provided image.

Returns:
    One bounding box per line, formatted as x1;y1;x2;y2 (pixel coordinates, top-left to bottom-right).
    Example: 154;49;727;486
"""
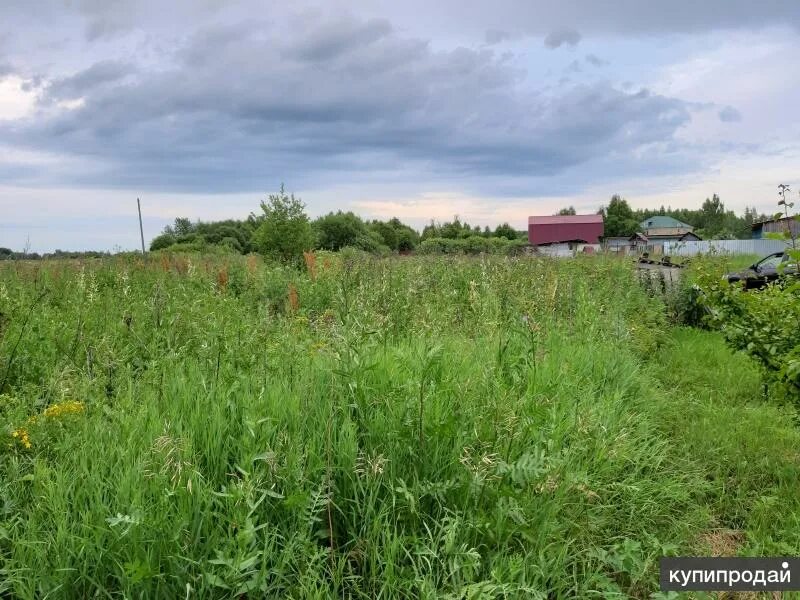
1;1;799;251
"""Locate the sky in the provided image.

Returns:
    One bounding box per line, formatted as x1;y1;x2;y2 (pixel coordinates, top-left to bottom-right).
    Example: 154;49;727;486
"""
1;1;799;252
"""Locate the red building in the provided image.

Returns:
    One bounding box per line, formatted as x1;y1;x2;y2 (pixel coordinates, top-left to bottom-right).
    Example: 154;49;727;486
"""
528;214;604;246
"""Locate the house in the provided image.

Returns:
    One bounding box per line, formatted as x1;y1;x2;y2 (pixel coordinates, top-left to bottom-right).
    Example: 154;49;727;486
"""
635;216;700;251
632;231;701;253
752;216;800;240
639;216;694;237
527;215;604;249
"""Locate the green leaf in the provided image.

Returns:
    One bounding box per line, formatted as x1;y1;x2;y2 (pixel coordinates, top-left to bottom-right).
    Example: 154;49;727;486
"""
203;573;230;589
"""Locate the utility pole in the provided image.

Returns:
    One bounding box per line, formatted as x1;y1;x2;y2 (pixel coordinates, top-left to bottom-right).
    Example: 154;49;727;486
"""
137;198;146;254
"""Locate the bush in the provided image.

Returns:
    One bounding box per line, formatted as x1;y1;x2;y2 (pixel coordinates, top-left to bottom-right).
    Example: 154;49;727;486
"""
696;249;800;396
150;233;177;251
254;186;315;265
416;236;526;256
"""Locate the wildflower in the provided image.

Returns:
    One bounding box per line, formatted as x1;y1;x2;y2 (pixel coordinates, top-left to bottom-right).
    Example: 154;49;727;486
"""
11;427;31;449
42;400;85;419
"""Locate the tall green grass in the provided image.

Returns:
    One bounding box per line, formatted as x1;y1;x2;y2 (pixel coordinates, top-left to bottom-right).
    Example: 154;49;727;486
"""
1;254;798;598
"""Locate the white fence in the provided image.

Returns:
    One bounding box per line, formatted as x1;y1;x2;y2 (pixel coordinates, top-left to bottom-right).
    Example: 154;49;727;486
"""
662;239;790;257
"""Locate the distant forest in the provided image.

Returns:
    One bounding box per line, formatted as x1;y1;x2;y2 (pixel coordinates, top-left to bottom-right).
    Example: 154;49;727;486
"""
0;192;774;259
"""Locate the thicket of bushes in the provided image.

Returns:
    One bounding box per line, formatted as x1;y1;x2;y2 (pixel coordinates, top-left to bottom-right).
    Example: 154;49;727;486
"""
416;236;527;256
147;187;526;260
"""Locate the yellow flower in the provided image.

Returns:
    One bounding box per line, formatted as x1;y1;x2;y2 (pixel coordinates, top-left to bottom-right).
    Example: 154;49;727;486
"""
42;400;85;419
11;427;32;449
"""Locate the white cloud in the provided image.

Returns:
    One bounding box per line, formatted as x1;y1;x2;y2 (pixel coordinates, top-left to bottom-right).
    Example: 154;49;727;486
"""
0;76;36;120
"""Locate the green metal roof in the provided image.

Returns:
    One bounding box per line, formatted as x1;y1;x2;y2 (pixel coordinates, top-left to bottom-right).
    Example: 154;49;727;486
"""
639;215;693;230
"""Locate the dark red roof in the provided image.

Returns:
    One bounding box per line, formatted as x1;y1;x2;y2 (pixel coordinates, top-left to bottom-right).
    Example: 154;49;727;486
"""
528;215;603;225
528;214;604;245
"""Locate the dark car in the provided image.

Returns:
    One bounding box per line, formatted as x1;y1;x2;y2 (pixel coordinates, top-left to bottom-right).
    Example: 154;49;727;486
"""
724;251;798;289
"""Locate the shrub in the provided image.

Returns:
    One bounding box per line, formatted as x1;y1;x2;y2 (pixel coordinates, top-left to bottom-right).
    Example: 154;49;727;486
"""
696;248;800;396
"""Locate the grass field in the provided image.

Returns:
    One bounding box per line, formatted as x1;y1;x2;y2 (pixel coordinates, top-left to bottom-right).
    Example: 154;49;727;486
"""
2;253;799;598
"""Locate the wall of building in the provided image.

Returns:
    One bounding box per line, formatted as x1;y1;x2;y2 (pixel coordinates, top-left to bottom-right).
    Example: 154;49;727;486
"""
642;227;692;236
528;223;603;245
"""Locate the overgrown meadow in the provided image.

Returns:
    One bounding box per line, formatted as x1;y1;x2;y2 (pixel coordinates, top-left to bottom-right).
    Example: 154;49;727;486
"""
2;253;800;598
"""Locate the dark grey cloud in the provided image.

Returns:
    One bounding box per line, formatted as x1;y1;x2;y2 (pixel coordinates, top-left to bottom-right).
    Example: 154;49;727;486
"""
45;60;135;100
544;28;581;48
585;54;608;67
1;15;695;194
718;106;742;122
287;17;393;62
20;75;45;92
386;0;800;37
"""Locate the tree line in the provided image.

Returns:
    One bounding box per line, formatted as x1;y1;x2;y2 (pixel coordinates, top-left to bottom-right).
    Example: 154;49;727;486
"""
148;185;528;262
0;187;778;262
597;194;769;239
148;188;770;262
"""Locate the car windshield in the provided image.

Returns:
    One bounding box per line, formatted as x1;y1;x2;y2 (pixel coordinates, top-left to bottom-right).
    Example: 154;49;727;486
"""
756;253;787;271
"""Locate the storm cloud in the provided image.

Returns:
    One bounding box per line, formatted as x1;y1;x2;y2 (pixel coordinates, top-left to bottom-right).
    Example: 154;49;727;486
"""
1;0;799;252
45;60;136;100
2;15;693;193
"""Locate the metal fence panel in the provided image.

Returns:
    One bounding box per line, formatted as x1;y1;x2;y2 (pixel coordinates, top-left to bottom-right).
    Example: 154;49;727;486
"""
663;239;791;257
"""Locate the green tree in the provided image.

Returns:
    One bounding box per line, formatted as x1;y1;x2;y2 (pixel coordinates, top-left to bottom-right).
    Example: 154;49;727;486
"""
369;220;399;250
150;233;177;251
314;211;370;251
387;217;420;250
698;194;725;236
600;195;638;237
173;217;194;236
556;206;577;216
253;185;314;264
494;222;518;240
395;228;417;251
